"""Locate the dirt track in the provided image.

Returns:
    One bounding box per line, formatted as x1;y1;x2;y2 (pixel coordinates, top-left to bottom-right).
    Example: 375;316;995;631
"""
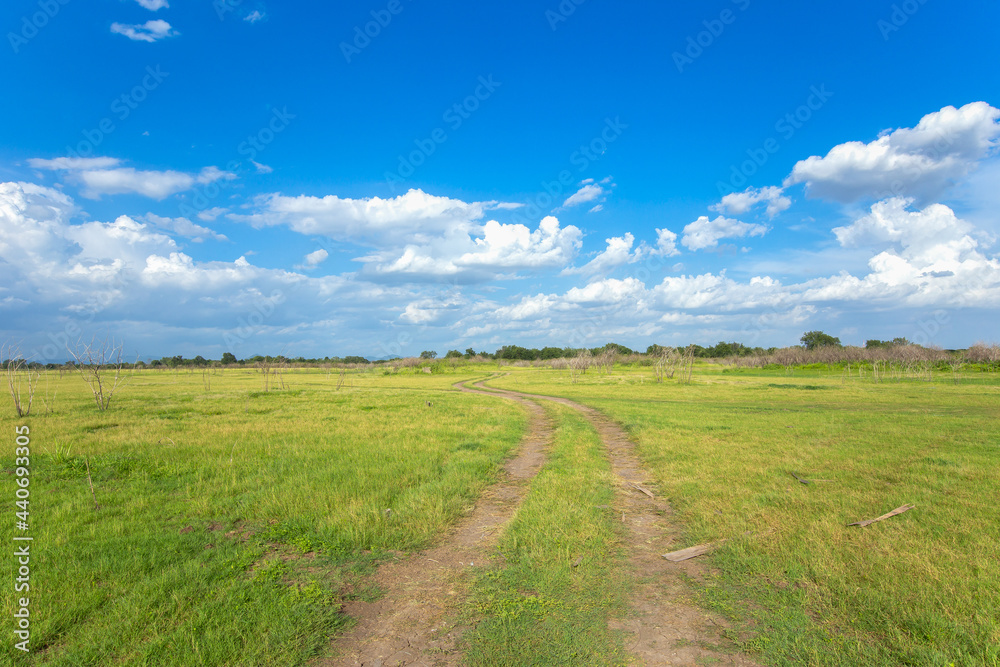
319;377;760;666
317;382;551;666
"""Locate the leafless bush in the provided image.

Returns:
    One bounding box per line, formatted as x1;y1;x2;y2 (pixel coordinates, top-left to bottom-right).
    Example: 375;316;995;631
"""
67;336;133;411
596;348;617;374
256;355;274;392
966;342;1000;364
654;347;684;383
2;341;41;417
569;349;592;383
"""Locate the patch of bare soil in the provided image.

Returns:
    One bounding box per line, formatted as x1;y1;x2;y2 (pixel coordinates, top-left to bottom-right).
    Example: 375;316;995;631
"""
470;381;762;667
314;382;551;666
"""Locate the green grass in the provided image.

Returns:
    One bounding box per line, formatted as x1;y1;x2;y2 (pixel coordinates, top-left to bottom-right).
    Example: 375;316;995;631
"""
486;364;1000;666
1;367;524;665
461;402;630;666
7;361;999;665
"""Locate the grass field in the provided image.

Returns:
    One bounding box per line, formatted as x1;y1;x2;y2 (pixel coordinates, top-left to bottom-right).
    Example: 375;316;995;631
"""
489;364;1000;666
3;362;998;665
1;367;524;665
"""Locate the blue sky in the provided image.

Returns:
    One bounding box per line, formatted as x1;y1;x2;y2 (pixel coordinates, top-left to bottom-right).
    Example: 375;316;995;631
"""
2;0;999;360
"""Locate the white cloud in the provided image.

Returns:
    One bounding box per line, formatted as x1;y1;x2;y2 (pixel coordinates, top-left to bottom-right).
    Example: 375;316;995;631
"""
78;166;234;199
368;216;582;280
459;216;580;269
28;157;121;171
563;232;641;278
238;188;487;244
562;177;614;210
654;228;681;257
712;186;791;218
398;295;466;325
252;160;273;174
133;0;169;10
563;184;603;208
303;249;328;267
244;10;265;23
814;197;1000;307
564;277;646;304
681;215;768;251
197;207;229;222
588;204;604;213
30;157;236;199
143;214;228;242
239;189;582;282
785;102;1000;203
110;19;179;42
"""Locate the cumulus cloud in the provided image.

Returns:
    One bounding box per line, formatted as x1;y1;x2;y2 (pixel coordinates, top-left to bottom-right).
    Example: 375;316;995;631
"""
809;197;1000;306
712;186;791;218
459;216;580;269
110;19;179;42
366;216;582;281
785;102;1000;203
237;189;487;244
133;0;169;10
563;232;642;278
654;228;681;257
239;189;582;282
143;214;228;242
681;215;768;251
297;249;329;270
564;277;646;305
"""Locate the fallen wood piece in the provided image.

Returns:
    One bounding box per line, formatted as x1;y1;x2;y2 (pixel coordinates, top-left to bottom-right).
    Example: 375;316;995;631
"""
847;503;915;527
629;482;655;498
790;471;810;485
662;543;714;562
571;555;583;568
662;530;755;562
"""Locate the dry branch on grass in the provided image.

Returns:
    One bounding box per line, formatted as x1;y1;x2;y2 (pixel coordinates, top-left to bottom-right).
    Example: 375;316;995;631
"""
847;504;915;527
663;530;754;562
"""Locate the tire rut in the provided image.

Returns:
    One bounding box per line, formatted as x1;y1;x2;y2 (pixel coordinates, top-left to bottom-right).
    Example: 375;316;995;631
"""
317;382;551;666
466;379;762;667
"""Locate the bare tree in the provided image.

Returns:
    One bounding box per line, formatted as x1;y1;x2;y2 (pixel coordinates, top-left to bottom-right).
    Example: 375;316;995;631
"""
2;341;41;418
655;347;692;383
336;367;347;391
596;348;617;375
274;357;288;390
569;349;592;383
683;344;696;384
256;355;273;392
67;336;133;411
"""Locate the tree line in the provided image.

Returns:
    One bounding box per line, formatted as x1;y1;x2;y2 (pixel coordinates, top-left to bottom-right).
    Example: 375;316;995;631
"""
1;331;974;370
